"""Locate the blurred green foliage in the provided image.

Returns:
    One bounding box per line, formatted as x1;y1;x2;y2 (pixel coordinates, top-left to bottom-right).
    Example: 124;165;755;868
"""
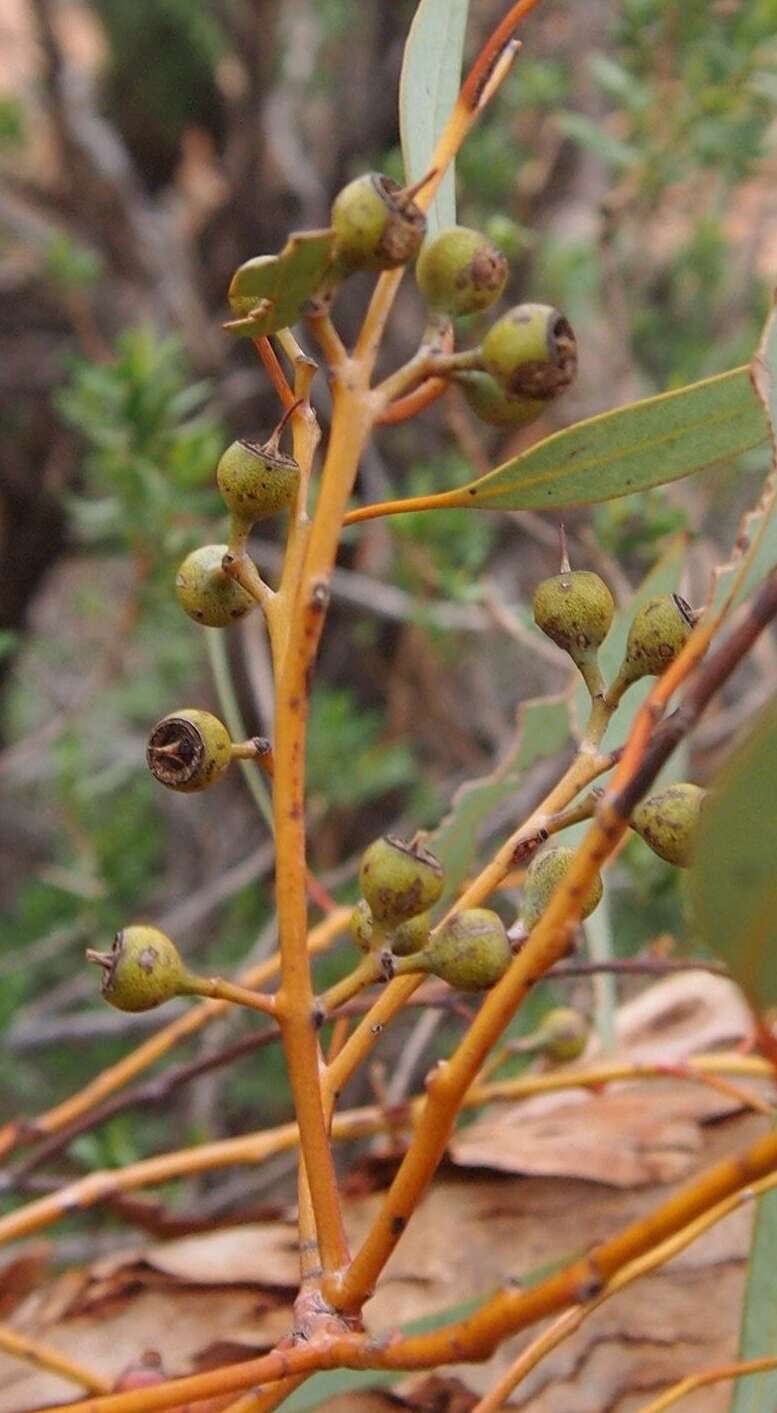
57;327;223;569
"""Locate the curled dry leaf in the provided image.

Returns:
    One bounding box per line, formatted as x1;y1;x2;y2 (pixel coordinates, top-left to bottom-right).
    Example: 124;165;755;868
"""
450;973;757;1186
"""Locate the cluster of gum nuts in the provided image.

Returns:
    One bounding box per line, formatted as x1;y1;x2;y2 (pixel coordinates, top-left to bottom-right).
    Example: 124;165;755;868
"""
175;169;581;632
532;556;707;870
85;172;706;1048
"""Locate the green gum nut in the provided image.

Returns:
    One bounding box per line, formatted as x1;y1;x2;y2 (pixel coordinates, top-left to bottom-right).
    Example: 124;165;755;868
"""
535;1006;589;1062
146;708;232;793
610;594;695;701
388;911;432;957
481;303;577;400
86;925;191;1012
630;782;706;868
393;908;512;992
416;225;508;317
533;570;614;671
359;835;444;924
175;544;256;628
521;846;603;930
217;439;300;523
331;173;426;273
349;899;374;953
454;371;545;429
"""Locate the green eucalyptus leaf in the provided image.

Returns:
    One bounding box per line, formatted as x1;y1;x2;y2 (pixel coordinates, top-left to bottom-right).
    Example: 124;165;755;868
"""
399;0;469;239
226;229;336;337
711;302;777;615
731;1182;777;1413
444;366;768;511
690;699;777;1011
357;368;769;524
724;300;777;1413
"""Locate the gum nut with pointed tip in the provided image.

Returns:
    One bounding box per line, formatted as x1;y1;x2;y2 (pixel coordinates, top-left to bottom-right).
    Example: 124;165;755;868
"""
533;570;614;658
631;782;706;868
388;911;432;957
349;899;374;953
146;708;232;793
482;303;577;399
217;439;300;523
622;594;695;681
416;225;508;317
331;173;426;273
413;908;512;992
86;926;189;1012
358;835;444;924
175;544;256;628
536;1006;589;1062
522;846;603;930
454;371;545;429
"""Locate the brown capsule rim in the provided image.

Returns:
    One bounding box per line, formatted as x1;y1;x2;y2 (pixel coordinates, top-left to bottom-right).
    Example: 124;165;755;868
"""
146;716;204;788
383;834;444;877
237;439;300;474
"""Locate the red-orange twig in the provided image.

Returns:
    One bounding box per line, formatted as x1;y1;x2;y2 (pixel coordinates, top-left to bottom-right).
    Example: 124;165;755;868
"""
252;337;297;411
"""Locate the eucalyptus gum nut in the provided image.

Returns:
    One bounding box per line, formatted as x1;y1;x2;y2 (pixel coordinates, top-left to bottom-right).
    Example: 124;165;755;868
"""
175;544;256;628
481;303;577;399
146;708;232;793
396;908;512;993
455;371;545;429
630;782;706;868
416;226;508;317
349;899;374;953
216;439;300;522
86;926;190;1012
620;594;695;685
535;1006;589;1062
358;835;444;924
388;911;432;957
522;846;603;929
331;173;426;273
533;570;614;663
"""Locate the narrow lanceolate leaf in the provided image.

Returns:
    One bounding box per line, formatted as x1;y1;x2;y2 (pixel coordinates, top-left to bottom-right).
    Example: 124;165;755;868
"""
347;367;769;526
729;297;777;1413
690;699;777;1012
732;1181;777;1413
710;301;777;617
226;230;336;337
399;0;469;239
444;366;768;511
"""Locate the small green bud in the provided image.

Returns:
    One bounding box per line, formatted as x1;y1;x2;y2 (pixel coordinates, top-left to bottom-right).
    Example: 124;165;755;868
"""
86;926;191;1012
609;594;695;702
359;835;444;924
393;908;512;992
481;303;577;399
522;846;603;930
349;899;374;953
533;570;614;665
454;371;544;429
217;439;299;523
535;1006;589;1062
175;544;256;628
388;911;432;957
146;708;232;793
416;226;508;317
631;782;706;868
331;173;426;273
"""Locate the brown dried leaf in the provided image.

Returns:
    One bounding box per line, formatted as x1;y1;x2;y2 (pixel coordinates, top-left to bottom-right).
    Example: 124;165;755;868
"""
450;974;758;1186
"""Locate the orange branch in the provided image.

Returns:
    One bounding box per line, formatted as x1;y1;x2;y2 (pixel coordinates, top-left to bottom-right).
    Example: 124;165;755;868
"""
252;337;297;411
